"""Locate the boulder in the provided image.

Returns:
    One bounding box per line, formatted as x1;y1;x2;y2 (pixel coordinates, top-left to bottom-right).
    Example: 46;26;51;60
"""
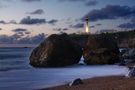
69;78;83;86
119;48;135;65
83;34;119;65
29;33;82;67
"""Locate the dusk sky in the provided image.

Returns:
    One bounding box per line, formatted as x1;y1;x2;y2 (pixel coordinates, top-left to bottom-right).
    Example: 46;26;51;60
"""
0;0;135;44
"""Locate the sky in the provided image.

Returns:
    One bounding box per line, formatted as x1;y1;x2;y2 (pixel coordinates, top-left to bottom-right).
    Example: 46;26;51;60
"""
0;0;135;44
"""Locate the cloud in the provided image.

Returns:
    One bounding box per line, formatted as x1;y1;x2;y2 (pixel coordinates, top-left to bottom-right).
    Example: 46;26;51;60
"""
12;28;28;39
58;0;98;6
0;33;46;44
25;31;31;34
19;33;46;44
63;28;68;31
70;23;84;28
28;9;44;15
48;19;58;25
85;0;98;6
22;0;41;2
118;22;135;29
0;16;58;25
20;16;46;25
96;29;117;34
12;33;25;39
96;23;102;26
0;20;6;24
0;28;2;30
53;28;61;31
12;28;27;32
88;23;101;28
89;25;95;28
82;5;135;22
0;20;17;24
53;28;68;31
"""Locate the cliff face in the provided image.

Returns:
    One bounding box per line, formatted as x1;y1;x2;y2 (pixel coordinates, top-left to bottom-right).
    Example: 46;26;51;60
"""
118;37;135;48
83;34;119;65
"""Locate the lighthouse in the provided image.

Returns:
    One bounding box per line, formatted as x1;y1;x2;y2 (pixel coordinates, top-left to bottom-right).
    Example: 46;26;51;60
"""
85;16;89;33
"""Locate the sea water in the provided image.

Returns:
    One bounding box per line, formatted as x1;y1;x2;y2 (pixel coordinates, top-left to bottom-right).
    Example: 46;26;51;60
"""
0;48;128;90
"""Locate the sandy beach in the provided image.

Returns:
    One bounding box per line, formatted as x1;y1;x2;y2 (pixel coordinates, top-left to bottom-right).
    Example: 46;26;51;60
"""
41;76;135;90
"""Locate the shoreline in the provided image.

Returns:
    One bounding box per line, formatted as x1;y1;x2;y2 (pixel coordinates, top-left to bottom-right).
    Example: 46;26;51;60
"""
40;75;135;90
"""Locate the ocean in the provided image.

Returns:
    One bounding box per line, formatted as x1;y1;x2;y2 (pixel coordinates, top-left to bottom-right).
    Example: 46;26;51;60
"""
0;48;128;90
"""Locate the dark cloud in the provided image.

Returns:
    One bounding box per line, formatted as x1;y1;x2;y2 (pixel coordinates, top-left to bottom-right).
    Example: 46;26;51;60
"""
0;20;17;24
88;23;102;28
85;0;98;6
28;9;44;15
25;31;31;34
13;33;25;38
0;28;2;30
0;17;58;25
118;22;135;29
70;23;84;28
22;0;41;2
18;32;25;36
63;28;68;31
53;28;68;31
48;19;58;25
82;5;135;22
12;28;28;38
59;0;98;6
96;29;117;34
12;28;27;32
53;28;61;31
0;20;6;24
20;16;46;25
89;25;95;28
96;23;102;26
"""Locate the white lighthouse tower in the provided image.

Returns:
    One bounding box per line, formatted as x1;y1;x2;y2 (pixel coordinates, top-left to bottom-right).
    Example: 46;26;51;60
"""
85;16;89;33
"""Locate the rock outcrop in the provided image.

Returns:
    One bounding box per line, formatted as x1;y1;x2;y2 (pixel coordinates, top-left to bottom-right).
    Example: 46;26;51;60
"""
29;33;82;67
122;48;135;60
119;48;135;66
83;34;119;65
126;66;135;77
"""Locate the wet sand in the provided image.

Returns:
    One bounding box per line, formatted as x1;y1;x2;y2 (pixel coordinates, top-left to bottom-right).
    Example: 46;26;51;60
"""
41;76;135;90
